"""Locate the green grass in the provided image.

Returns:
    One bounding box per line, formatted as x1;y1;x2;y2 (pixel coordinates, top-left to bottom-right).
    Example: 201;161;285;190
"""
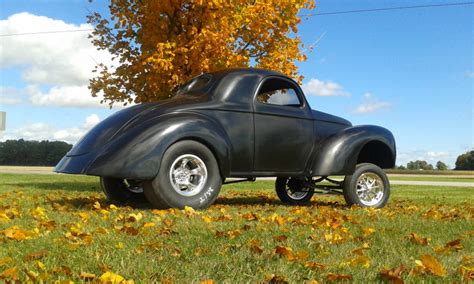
0;173;472;283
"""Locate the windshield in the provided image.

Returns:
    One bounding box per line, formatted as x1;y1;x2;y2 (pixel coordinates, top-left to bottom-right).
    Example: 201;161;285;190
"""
175;74;212;96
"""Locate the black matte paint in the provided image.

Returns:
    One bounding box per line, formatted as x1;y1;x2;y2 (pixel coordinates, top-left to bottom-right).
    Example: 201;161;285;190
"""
55;68;396;180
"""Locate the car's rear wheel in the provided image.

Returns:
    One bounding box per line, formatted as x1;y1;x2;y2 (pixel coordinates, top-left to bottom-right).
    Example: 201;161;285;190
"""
343;163;390;208
144;140;222;209
100;177;145;204
275;177;314;205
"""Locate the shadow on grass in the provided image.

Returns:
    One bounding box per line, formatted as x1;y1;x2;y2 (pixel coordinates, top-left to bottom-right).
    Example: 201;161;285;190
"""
3;182;100;192
215;196;346;208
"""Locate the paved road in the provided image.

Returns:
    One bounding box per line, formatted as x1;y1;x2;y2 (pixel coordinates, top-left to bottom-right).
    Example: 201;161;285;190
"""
252;177;473;188
389;180;473;187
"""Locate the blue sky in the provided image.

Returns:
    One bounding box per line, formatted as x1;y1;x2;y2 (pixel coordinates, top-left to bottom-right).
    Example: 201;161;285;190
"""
0;0;472;167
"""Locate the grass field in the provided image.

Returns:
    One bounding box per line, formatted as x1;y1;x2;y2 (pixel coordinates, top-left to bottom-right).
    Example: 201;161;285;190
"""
0;173;472;283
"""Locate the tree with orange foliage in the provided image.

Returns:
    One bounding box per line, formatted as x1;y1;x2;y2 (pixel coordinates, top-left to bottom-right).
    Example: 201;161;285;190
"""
88;0;315;106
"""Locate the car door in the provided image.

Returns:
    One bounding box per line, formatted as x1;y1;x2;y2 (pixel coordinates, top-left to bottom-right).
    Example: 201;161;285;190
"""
253;76;314;173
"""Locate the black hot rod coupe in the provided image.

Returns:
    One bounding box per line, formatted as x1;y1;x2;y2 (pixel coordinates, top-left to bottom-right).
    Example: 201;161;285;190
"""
56;68;396;209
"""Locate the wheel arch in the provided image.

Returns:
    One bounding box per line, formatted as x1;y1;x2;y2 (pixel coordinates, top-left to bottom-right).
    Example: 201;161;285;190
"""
311;125;396;176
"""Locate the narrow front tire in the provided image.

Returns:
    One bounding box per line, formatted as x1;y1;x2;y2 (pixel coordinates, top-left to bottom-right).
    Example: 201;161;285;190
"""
343;163;390;208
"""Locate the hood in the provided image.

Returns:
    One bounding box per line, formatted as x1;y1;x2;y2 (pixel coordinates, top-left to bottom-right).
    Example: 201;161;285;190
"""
312;110;352;126
67;95;210;156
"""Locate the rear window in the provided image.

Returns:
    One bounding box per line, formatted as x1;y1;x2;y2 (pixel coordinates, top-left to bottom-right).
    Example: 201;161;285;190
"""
175;74;212;96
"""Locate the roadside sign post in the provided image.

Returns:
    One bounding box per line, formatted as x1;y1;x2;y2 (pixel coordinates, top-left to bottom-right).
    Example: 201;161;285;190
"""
0;111;5;131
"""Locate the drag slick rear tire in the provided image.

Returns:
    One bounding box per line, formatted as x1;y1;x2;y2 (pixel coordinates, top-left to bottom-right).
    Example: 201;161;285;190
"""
144;140;222;209
275;177;314;205
100;177;145;204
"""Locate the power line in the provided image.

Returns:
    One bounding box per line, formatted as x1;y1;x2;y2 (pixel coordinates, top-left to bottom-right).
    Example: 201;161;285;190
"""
0;2;472;37
0;28;94;37
299;2;474;17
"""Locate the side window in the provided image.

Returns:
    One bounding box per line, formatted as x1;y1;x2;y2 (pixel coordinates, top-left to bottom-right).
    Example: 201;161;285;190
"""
256;78;302;107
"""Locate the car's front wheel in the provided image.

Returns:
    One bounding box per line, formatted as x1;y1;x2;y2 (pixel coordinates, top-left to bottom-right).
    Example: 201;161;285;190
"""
100;177;145;204
343;163;390;208
144;140;222;209
275;177;314;205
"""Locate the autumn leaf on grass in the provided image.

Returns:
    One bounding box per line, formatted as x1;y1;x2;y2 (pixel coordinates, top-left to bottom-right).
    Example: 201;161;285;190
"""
200;279;214;284
344;255;371;268
324;233;345;244
273;235;288;242
304;261;326;270
274;245;293;258
99;271;130;283
1;226;38;240
242;213;259;221
30;206;47;221
415;254;447;277
0;257;12;267
265;274;288;284
434;239;463;254
274;246;308;261
24;249;48;261
351;243;370;255
0;267;17;280
406;233;430;245
80;271;96;280
215;229;241;240
379;265;405;284
326;273;352;282
0;212;11;223
459;265;474;282
362;227;376;237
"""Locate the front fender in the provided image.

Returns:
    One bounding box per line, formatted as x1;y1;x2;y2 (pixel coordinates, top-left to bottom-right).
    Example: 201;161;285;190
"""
86;112;232;180
312;125;396;176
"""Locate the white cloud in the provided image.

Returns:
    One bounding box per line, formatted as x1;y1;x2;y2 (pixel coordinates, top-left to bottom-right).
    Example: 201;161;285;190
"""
0;114;101;144
0;87;22;105
27;85;106;108
302;78;350;97
0;12;111;86
353;92;392;114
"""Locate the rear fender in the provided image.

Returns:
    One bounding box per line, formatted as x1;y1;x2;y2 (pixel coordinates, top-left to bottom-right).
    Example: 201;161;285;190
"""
86;112;231;180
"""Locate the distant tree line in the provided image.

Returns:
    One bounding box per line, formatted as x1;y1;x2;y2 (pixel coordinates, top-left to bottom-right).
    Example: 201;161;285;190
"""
0;139;72;166
395;150;474;171
454;150;474;170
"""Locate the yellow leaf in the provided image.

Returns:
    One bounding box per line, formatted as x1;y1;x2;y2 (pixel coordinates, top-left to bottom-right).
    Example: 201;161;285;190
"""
36;260;46;271
80;271;97;280
304;261;326;270
362;227;376;236
407;233;430;245
99;271;125;283
0;267;17;280
0;257;12;267
143;222;155;228
379;265;405;284
326;273;352;282
417;254;447;277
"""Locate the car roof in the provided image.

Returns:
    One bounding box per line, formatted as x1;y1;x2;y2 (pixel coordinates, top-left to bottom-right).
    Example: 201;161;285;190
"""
208;68;288;78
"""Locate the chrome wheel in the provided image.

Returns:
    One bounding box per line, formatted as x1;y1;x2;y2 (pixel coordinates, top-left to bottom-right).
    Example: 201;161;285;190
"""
169;154;208;197
356;172;384;206
286;178;310;200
